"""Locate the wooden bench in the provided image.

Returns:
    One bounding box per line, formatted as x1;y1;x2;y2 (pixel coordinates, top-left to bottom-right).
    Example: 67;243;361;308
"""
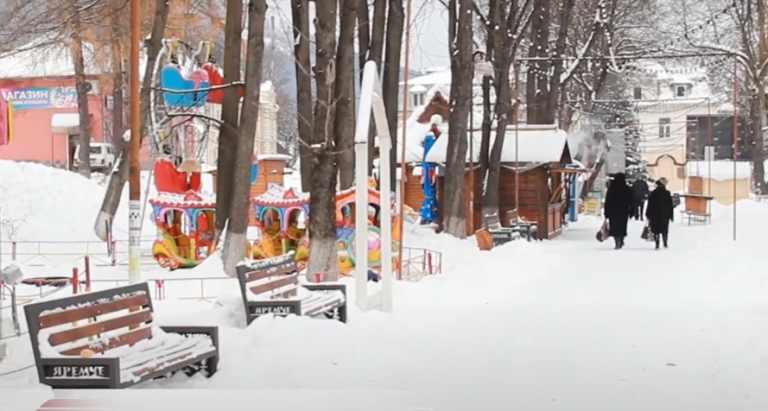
505;209;539;241
679;210;711;225
236;252;347;325
483;213;518;245
24;282;219;389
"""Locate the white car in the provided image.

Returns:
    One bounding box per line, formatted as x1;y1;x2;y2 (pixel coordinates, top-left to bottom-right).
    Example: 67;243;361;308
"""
74;142;116;172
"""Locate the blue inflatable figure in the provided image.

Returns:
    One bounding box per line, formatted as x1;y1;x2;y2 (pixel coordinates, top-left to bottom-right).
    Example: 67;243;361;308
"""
419;128;439;224
250;154;258;185
160;62;210;107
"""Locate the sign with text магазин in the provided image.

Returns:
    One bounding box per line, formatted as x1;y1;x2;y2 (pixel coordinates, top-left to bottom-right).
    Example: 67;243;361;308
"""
1;86;77;109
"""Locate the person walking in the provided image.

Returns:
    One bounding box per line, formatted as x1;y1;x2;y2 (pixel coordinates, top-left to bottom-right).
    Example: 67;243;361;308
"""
604;172;635;249
645;177;674;249
631;178;649;221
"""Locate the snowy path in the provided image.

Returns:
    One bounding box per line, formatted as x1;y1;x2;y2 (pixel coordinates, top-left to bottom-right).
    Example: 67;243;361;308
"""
3;204;768;410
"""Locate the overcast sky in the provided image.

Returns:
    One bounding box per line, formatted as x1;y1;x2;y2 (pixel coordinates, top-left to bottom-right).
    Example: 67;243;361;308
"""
267;0;451;72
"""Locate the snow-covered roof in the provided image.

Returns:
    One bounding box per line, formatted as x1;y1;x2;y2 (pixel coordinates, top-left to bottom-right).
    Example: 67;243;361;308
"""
410;85;427;93
257;153;292;162
252;184;309;206
425;125;569;164
627;62;713;104
686;160;768;181
0;36;108;78
402;68;452;87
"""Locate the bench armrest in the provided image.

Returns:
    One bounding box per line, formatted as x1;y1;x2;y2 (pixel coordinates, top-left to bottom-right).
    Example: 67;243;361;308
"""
304;283;347;299
159;325;220;352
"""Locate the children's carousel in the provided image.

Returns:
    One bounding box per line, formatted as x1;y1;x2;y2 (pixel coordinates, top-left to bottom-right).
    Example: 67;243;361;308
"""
250;178;401;275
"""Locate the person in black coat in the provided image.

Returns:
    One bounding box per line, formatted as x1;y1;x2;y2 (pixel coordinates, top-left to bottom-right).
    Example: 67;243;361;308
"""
631;178;650;221
645;177;674;249
603;172;635;249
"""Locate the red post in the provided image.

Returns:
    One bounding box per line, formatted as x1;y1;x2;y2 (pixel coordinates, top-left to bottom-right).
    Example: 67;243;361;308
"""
72;267;79;294
427;252;433;275
84;256;91;292
110;241;116;266
154;280;164;300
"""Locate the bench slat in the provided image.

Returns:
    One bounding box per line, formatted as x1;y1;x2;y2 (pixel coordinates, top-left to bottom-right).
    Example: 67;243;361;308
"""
59;326;153;356
245;261;297;282
302;293;344;317
249;275;299;297
48;310;152;347
38;293;150;330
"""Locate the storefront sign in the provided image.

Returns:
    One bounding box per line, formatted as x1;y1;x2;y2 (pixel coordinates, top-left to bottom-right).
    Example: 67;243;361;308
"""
584;190;603;216
0;86;77;109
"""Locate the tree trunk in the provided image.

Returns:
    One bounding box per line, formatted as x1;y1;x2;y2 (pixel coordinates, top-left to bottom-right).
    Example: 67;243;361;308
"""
214;0;245;239
382;0;404;189
93;0;169;241
443;0;473;238
363;0;387;175
110;33;124;152
335;0;357;190
69;4;91;178
525;0;551;123
306;0;339;281
222;0;267;277
292;0;314;191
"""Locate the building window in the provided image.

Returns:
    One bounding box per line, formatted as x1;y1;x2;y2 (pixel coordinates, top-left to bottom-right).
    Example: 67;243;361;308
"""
675;85;688;97
411;92;425;107
659;118;671;138
633;87;642;100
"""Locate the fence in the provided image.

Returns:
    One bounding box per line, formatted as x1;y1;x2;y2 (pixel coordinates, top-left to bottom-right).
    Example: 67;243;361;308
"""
1;245;443;305
0;239;156;267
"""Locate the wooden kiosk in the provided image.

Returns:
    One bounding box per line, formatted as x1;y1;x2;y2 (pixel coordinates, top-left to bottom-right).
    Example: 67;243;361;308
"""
425;124;574;240
679;175;713;225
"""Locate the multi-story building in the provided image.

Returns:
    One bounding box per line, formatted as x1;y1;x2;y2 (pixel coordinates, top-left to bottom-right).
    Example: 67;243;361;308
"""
630;66;716;191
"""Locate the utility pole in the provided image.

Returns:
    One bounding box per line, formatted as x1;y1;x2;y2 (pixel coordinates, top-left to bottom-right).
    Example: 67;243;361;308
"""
128;0;141;283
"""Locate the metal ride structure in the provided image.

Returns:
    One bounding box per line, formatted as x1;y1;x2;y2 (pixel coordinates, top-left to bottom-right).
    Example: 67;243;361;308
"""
354;61;394;313
149;39;221;166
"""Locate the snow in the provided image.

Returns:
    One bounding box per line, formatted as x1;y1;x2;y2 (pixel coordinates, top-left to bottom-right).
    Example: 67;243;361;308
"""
686;161;752;180
425;125;569;164
6;161;768;408
400;68;452;86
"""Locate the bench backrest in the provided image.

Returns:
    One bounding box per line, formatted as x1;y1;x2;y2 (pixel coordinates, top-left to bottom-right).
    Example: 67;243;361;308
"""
506;209;519;223
24;283;154;359
484;213;502;230
236;252;299;300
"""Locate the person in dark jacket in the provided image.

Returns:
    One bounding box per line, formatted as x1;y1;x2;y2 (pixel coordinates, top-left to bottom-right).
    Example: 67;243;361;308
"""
631;178;650;221
645;177;674;249
604;172;635;249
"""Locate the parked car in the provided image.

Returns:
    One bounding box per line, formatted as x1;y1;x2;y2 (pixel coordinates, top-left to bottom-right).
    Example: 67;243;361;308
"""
74;142;116;172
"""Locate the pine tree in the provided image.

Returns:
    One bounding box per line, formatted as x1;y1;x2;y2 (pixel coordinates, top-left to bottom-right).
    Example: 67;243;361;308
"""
623;117;651;183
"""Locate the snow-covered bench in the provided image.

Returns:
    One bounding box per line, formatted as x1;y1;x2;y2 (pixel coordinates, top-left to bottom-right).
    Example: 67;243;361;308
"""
236;253;347;325
23;283;219;389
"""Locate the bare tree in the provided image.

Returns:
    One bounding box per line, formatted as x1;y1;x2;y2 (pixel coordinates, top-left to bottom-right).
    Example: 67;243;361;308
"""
67;0;92;178
214;0;245;238
357;0;387;175
473;0;532;218
306;0;340;280
93;0;170;241
443;0;474;238
292;0;314;190
222;0;267;276
334;0;357;189
382;0;405;188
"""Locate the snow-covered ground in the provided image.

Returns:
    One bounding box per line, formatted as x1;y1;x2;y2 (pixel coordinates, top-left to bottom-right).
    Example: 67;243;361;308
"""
2;161;768;410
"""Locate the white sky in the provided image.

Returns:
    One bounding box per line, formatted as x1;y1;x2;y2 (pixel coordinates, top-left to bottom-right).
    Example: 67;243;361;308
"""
267;0;451;71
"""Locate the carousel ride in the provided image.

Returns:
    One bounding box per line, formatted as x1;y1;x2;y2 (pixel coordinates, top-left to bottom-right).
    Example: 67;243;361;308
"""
147;38;237;269
251;177;401;275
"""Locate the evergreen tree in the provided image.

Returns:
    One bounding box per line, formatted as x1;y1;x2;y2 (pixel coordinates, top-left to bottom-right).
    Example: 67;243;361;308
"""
623;116;651;183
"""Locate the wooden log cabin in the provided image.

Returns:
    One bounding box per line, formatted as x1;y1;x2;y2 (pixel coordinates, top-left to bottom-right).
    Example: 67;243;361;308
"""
424;124;573;239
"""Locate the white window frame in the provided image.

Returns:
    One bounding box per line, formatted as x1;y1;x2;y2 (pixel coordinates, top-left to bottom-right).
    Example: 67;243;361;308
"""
659;118;671;138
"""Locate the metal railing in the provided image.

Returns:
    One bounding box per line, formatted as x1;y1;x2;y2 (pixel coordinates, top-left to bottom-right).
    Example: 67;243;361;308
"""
0;239;156;267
